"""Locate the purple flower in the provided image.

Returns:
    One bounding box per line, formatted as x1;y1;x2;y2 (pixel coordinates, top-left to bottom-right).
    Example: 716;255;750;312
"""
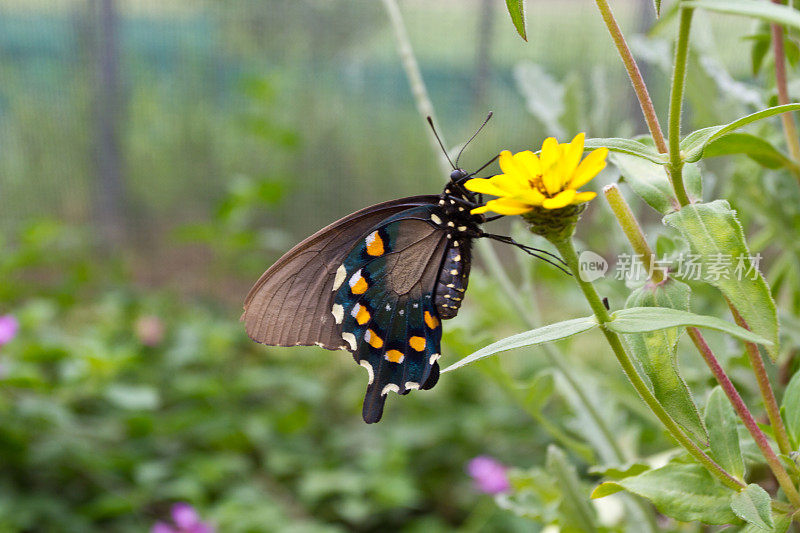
467;455;511;494
0;315;19;347
151;503;214;533
135;315;165;347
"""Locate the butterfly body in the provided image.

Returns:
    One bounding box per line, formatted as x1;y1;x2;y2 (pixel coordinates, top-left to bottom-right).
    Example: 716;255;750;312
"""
243;172;484;423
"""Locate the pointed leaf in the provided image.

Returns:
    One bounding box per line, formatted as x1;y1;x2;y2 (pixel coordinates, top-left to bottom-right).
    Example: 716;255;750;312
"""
441;316;597;373
685;1;800;32
781;371;800;449
705;387;745;481
625;279;707;442
505;0;527;41
591;463;739;524
681;104;800;163
703;133;799;171
607;307;772;346
664;200;779;360
584;137;666;164
546;446;598;533
730;484;774;530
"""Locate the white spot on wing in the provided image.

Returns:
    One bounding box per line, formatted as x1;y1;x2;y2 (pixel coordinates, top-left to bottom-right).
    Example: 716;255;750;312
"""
350;303;362;318
342;332;357;350
430;214;442;225
457;225;467;231
405;382;420;390
430;353;441;364
382;383;400;395
332;264;347;291
332;304;344;324
360;360;374;384
348;269;363;288
454;254;461;261
450;269;458;275
447;221;454;227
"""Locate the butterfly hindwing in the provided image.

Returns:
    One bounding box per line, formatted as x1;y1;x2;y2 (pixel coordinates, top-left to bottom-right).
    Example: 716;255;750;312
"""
332;207;448;423
242;196;438;349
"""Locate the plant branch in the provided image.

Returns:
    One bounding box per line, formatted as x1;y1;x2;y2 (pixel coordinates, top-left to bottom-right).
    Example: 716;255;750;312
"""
381;0;452;175
604;184;664;283
593;0;668;153
553;236;745;492
687;327;800;507
770;0;800;172
667;7;694;207
727;300;793;456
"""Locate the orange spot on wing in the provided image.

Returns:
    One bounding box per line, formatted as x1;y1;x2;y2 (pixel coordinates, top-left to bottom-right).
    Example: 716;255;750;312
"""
385;349;404;363
409;336;426;351
424;311;440;329
351;276;368;294
355;305;371;325
366;329;384;349
365;231;385;256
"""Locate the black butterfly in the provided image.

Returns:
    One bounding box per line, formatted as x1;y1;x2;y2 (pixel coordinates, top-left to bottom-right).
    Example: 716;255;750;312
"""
242;115;564;423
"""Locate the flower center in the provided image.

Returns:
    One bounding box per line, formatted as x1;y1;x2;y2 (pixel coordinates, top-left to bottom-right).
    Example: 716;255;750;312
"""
528;175;552;197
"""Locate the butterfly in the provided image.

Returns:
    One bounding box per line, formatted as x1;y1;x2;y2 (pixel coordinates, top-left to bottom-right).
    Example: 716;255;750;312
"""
242;115;564;423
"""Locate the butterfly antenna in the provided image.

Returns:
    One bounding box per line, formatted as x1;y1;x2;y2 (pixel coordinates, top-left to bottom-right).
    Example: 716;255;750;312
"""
454;111;493;168
426;116;456;170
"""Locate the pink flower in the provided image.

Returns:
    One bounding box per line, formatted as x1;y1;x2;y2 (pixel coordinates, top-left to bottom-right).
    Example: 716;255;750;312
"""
0;315;19;347
136;315;165;347
467;455;511;494
151;503;214;533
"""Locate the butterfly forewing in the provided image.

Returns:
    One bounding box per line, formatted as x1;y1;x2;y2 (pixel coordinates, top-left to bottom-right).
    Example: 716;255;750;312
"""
242;196;438;349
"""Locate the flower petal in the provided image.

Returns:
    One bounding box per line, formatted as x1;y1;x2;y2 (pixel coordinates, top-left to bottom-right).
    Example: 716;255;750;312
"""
541;189;577;209
539;137;560;170
464;178;509;197
497;150;527;184
511;188;545;206
571;191;597;204
513;150;541;178
560;132;585;176
541;168;563;196
477;198;534;215
490;173;527;192
569;147;608;189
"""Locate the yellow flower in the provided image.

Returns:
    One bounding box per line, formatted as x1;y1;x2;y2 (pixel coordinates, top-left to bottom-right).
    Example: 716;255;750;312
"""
465;133;608;215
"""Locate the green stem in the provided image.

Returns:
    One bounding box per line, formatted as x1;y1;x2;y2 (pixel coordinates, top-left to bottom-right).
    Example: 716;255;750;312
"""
603;184;664;283
479;240;623;463
727;300;794;456
381;0;452;176
667;7;694;207
687;327;800;507
593;0;668;153
552;236;745;491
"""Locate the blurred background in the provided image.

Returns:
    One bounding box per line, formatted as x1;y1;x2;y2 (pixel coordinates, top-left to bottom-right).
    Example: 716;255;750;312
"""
0;0;778;531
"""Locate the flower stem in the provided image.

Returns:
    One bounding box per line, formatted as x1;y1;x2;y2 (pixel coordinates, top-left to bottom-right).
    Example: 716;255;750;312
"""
667;7;694;207
603;184;664;283
552;236;745;491
770;1;800;175
381;0;452;176
593;0;668;153
727;300;793;456
687;328;800;507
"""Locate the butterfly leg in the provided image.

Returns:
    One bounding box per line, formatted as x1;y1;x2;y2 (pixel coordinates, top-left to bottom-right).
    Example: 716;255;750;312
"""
477;232;571;275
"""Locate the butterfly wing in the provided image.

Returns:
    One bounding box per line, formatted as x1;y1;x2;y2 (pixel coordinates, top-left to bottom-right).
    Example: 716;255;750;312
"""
331;206;448;423
242;196;439;349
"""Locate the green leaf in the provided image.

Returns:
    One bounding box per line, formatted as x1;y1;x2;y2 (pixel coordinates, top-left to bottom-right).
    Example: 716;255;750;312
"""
523;370;555;412
607;307;772;346
749;32;771;76
505;0;527;41
705;387;745;481
546;446;598;533
664;200;779;360
584;137;666;164
591;463;739;524
703;132;799;171
441;316;597;373
611;152;702;213
730;484;774;530
625;280;707;442
781;371;800;449
681;104;800;163
685;1;800;32
588;462;650;480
